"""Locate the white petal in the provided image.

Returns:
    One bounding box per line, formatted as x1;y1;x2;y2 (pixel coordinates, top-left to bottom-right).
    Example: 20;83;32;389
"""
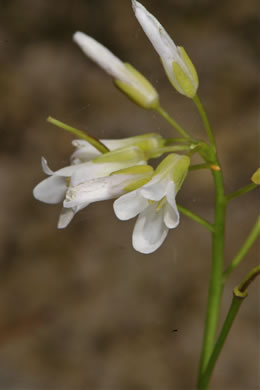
70;159;146;187
73;32;131;84
132;1;185;92
57;207;76;229
71;144;101;163
163;202;179;229
113;190;148;220
55;162;88;177
64;174;130;208
140;175;168;201
33;175;67;204
57;202;89;229
41;157;54;175
164;181;179;228
132;203;168;254
166;181;177;209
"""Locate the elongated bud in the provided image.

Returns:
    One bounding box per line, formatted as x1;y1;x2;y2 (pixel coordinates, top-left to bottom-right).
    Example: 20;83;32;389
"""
132;1;199;98
73;31;159;108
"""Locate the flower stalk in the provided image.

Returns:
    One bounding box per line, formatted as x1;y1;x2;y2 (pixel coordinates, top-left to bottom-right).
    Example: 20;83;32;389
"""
47;116;109;154
198;265;260;390
223;217;260;281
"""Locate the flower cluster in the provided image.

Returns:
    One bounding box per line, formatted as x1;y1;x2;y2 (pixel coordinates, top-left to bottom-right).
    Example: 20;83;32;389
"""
33;1;195;253
34;134;190;253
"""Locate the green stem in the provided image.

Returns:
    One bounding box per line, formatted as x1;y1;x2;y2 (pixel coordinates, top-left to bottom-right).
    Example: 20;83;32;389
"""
193;95;216;148
177;204;215;233
225;183;257;202
198;265;260;390
194;96;226;383
223;217;260;281
154;105;193;140
198;169;226;379
47;116;109;154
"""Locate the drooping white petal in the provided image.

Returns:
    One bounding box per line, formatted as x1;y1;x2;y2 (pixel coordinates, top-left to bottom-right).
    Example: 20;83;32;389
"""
113;190;149;220
163;202;179;229
57;207;76;229
57;201;90;229
166;181;177;209
33;175;67;204
73;32;131;84
164;181;179;228
132;203;168;254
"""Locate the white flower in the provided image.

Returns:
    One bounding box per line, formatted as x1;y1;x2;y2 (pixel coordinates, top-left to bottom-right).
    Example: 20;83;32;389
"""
73;31;159;108
132;0;199;98
113;154;190;254
64;165;154;209
71;133;164;164
33;145;147;229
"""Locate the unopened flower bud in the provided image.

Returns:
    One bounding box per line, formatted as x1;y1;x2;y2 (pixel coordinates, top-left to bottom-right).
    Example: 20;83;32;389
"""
132;1;199;98
73;31;159;108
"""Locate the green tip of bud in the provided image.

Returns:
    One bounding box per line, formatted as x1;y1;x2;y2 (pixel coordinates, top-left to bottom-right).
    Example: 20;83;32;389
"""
114;63;159;109
251;168;260;184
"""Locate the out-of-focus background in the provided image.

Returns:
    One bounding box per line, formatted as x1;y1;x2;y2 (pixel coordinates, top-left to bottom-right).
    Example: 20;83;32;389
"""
0;0;259;389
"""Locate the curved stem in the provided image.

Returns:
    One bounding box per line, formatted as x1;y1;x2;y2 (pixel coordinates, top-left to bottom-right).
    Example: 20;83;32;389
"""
154;105;193;140
225;183;257;202
223;217;260;281
177;204;215;233
198;265;260;390
47;116;110;154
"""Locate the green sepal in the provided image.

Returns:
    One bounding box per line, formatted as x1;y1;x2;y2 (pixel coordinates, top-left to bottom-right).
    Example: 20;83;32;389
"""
92;145;145;164
111;165;154;192
178;46;199;90
172;61;196;98
155;153;190;192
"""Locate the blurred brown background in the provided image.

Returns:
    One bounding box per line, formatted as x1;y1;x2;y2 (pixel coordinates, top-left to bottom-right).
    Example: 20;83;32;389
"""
0;0;259;389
